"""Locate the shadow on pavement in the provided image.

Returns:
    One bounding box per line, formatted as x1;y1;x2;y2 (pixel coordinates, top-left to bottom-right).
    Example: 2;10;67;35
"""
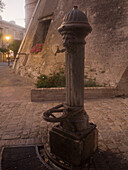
94;149;128;170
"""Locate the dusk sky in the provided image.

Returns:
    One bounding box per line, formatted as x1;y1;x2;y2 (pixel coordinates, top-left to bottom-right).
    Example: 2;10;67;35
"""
0;0;25;27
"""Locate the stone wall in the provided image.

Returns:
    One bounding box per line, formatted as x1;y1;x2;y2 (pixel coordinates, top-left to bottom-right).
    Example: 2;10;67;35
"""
31;87;117;102
14;0;128;87
25;0;38;28
84;0;128;86
116;66;128;96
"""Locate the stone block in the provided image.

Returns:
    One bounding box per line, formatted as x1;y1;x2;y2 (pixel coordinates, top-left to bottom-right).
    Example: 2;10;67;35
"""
31;87;116;102
49;124;98;167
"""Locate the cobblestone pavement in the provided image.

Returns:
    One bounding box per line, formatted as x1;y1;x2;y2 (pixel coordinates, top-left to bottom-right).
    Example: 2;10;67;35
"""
0;65;128;169
0;65;33;102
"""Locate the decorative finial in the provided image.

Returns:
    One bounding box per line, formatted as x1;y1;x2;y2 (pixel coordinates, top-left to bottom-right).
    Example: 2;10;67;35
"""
74;6;78;9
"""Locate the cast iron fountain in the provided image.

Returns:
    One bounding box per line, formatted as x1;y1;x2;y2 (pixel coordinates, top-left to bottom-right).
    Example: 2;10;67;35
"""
43;6;98;169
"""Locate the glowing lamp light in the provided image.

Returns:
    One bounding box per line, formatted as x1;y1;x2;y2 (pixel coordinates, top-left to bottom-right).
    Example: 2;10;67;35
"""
5;36;10;41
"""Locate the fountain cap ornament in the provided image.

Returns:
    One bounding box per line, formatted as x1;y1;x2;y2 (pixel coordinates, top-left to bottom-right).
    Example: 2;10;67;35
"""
58;6;92;35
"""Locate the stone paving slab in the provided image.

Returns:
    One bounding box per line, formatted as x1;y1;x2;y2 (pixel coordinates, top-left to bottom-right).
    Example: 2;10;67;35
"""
0;87;33;102
0;65;34;102
0;65;128;169
0;98;128;168
0;66;33;88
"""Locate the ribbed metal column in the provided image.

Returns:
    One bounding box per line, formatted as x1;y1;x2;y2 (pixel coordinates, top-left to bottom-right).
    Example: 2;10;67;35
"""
66;44;85;107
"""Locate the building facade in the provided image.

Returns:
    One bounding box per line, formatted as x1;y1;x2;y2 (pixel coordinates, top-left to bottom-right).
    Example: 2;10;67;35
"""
0;17;25;47
0;16;25;62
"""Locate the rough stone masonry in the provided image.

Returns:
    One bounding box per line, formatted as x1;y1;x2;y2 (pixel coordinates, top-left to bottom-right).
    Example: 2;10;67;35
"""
13;0;128;88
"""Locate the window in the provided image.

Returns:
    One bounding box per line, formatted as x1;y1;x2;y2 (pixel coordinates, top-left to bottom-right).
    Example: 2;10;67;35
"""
13;31;16;39
20;32;24;39
30;14;53;54
33;19;51;46
33;13;53;46
5;28;9;34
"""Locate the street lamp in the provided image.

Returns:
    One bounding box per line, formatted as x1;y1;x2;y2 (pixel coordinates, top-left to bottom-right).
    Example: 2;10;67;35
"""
5;36;10;66
5;36;10;41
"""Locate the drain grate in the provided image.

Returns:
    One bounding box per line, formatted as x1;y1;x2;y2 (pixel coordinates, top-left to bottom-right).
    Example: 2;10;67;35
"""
1;146;53;170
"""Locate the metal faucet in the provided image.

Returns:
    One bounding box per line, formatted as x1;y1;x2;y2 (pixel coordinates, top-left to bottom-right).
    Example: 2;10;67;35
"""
54;46;66;56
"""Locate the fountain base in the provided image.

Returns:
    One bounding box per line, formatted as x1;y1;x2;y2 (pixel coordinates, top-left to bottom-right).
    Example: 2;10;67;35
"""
49;123;98;167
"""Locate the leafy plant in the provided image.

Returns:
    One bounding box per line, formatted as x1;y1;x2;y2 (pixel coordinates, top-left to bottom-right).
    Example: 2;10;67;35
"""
84;78;101;87
9;40;21;57
0;47;8;53
0;33;3;39
36;67;104;88
36;68;65;88
0;0;5;12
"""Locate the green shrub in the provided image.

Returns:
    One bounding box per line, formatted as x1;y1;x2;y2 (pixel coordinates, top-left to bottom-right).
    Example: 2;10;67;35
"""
84;78;101;87
36;69;66;88
0;47;8;53
36;69;103;88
